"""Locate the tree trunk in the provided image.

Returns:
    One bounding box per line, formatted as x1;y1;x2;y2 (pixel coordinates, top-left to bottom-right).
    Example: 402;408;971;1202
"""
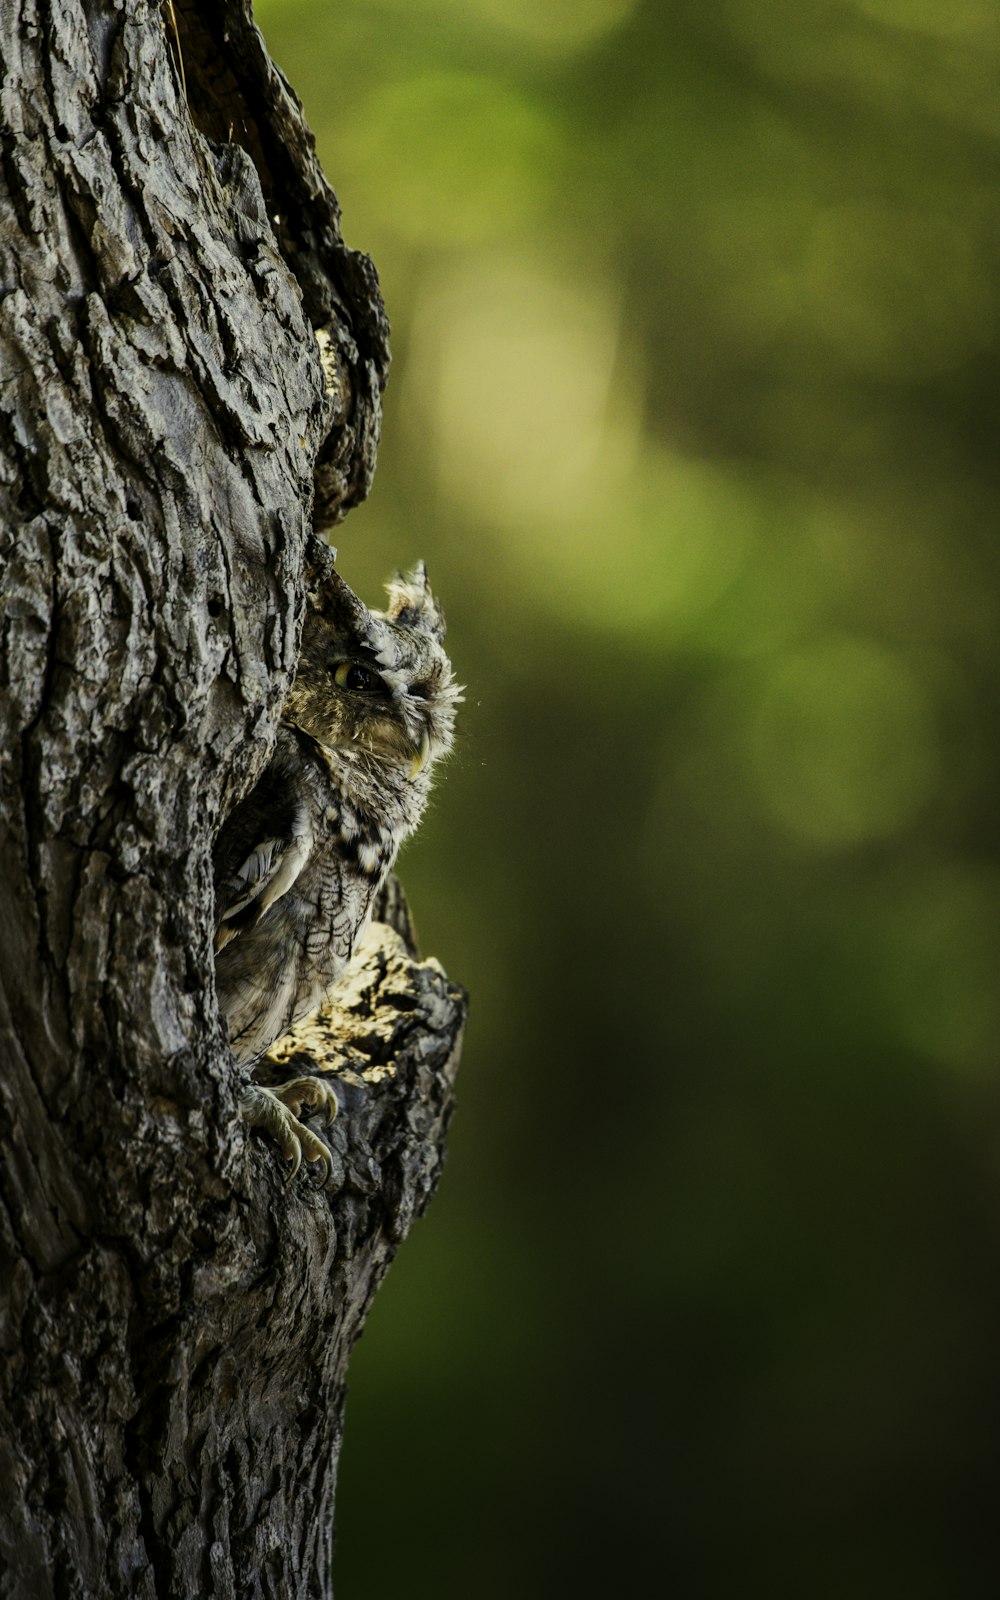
0;3;465;1594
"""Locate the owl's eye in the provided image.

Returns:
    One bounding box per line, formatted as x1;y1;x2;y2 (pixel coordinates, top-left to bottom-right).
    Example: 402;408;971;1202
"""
334;661;384;692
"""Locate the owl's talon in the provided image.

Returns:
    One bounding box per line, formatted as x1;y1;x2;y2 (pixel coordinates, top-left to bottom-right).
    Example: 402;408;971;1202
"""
240;1079;339;1185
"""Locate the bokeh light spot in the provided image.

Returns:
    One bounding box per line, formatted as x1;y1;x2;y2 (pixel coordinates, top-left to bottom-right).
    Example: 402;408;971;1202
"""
748;637;938;847
409;256;631;522
335;73;558;246
504;447;756;636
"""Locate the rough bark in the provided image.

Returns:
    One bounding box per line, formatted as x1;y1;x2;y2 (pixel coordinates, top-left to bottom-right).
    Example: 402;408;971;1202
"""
0;3;464;1595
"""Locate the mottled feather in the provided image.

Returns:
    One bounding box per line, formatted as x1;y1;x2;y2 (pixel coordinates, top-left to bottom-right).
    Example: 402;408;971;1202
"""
213;564;459;1070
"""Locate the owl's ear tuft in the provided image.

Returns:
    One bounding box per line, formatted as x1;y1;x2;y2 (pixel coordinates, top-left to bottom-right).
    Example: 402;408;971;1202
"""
384;562;446;642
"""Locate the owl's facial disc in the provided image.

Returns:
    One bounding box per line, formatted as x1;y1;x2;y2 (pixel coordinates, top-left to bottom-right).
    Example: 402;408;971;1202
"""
287;563;460;783
324;659;432;773
353;710;429;772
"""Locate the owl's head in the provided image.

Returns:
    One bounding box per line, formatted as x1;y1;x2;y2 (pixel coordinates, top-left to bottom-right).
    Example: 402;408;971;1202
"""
287;563;460;796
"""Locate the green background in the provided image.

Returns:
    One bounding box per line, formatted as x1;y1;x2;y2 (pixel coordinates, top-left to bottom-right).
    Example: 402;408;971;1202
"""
255;2;1000;1593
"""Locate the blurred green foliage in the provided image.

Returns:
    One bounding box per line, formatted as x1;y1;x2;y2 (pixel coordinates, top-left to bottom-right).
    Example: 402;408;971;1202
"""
256;1;1000;1593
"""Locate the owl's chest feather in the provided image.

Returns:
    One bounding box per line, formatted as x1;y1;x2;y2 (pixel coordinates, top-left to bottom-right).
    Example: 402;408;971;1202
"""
215;756;399;1064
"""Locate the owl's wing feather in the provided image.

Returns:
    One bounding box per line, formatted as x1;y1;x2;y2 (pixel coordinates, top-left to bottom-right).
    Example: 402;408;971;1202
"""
214;833;306;951
213;733;316;950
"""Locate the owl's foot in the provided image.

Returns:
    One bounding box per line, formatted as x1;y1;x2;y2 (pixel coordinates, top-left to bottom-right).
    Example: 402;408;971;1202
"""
240;1077;340;1185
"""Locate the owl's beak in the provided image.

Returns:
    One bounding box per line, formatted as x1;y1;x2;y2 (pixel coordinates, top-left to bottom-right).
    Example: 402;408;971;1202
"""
407;731;430;781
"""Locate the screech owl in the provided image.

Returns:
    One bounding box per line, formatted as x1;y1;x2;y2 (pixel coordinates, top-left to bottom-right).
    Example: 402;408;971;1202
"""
212;561;460;1176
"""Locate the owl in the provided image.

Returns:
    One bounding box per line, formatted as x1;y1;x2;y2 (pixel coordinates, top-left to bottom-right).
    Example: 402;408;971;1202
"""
213;561;459;1177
